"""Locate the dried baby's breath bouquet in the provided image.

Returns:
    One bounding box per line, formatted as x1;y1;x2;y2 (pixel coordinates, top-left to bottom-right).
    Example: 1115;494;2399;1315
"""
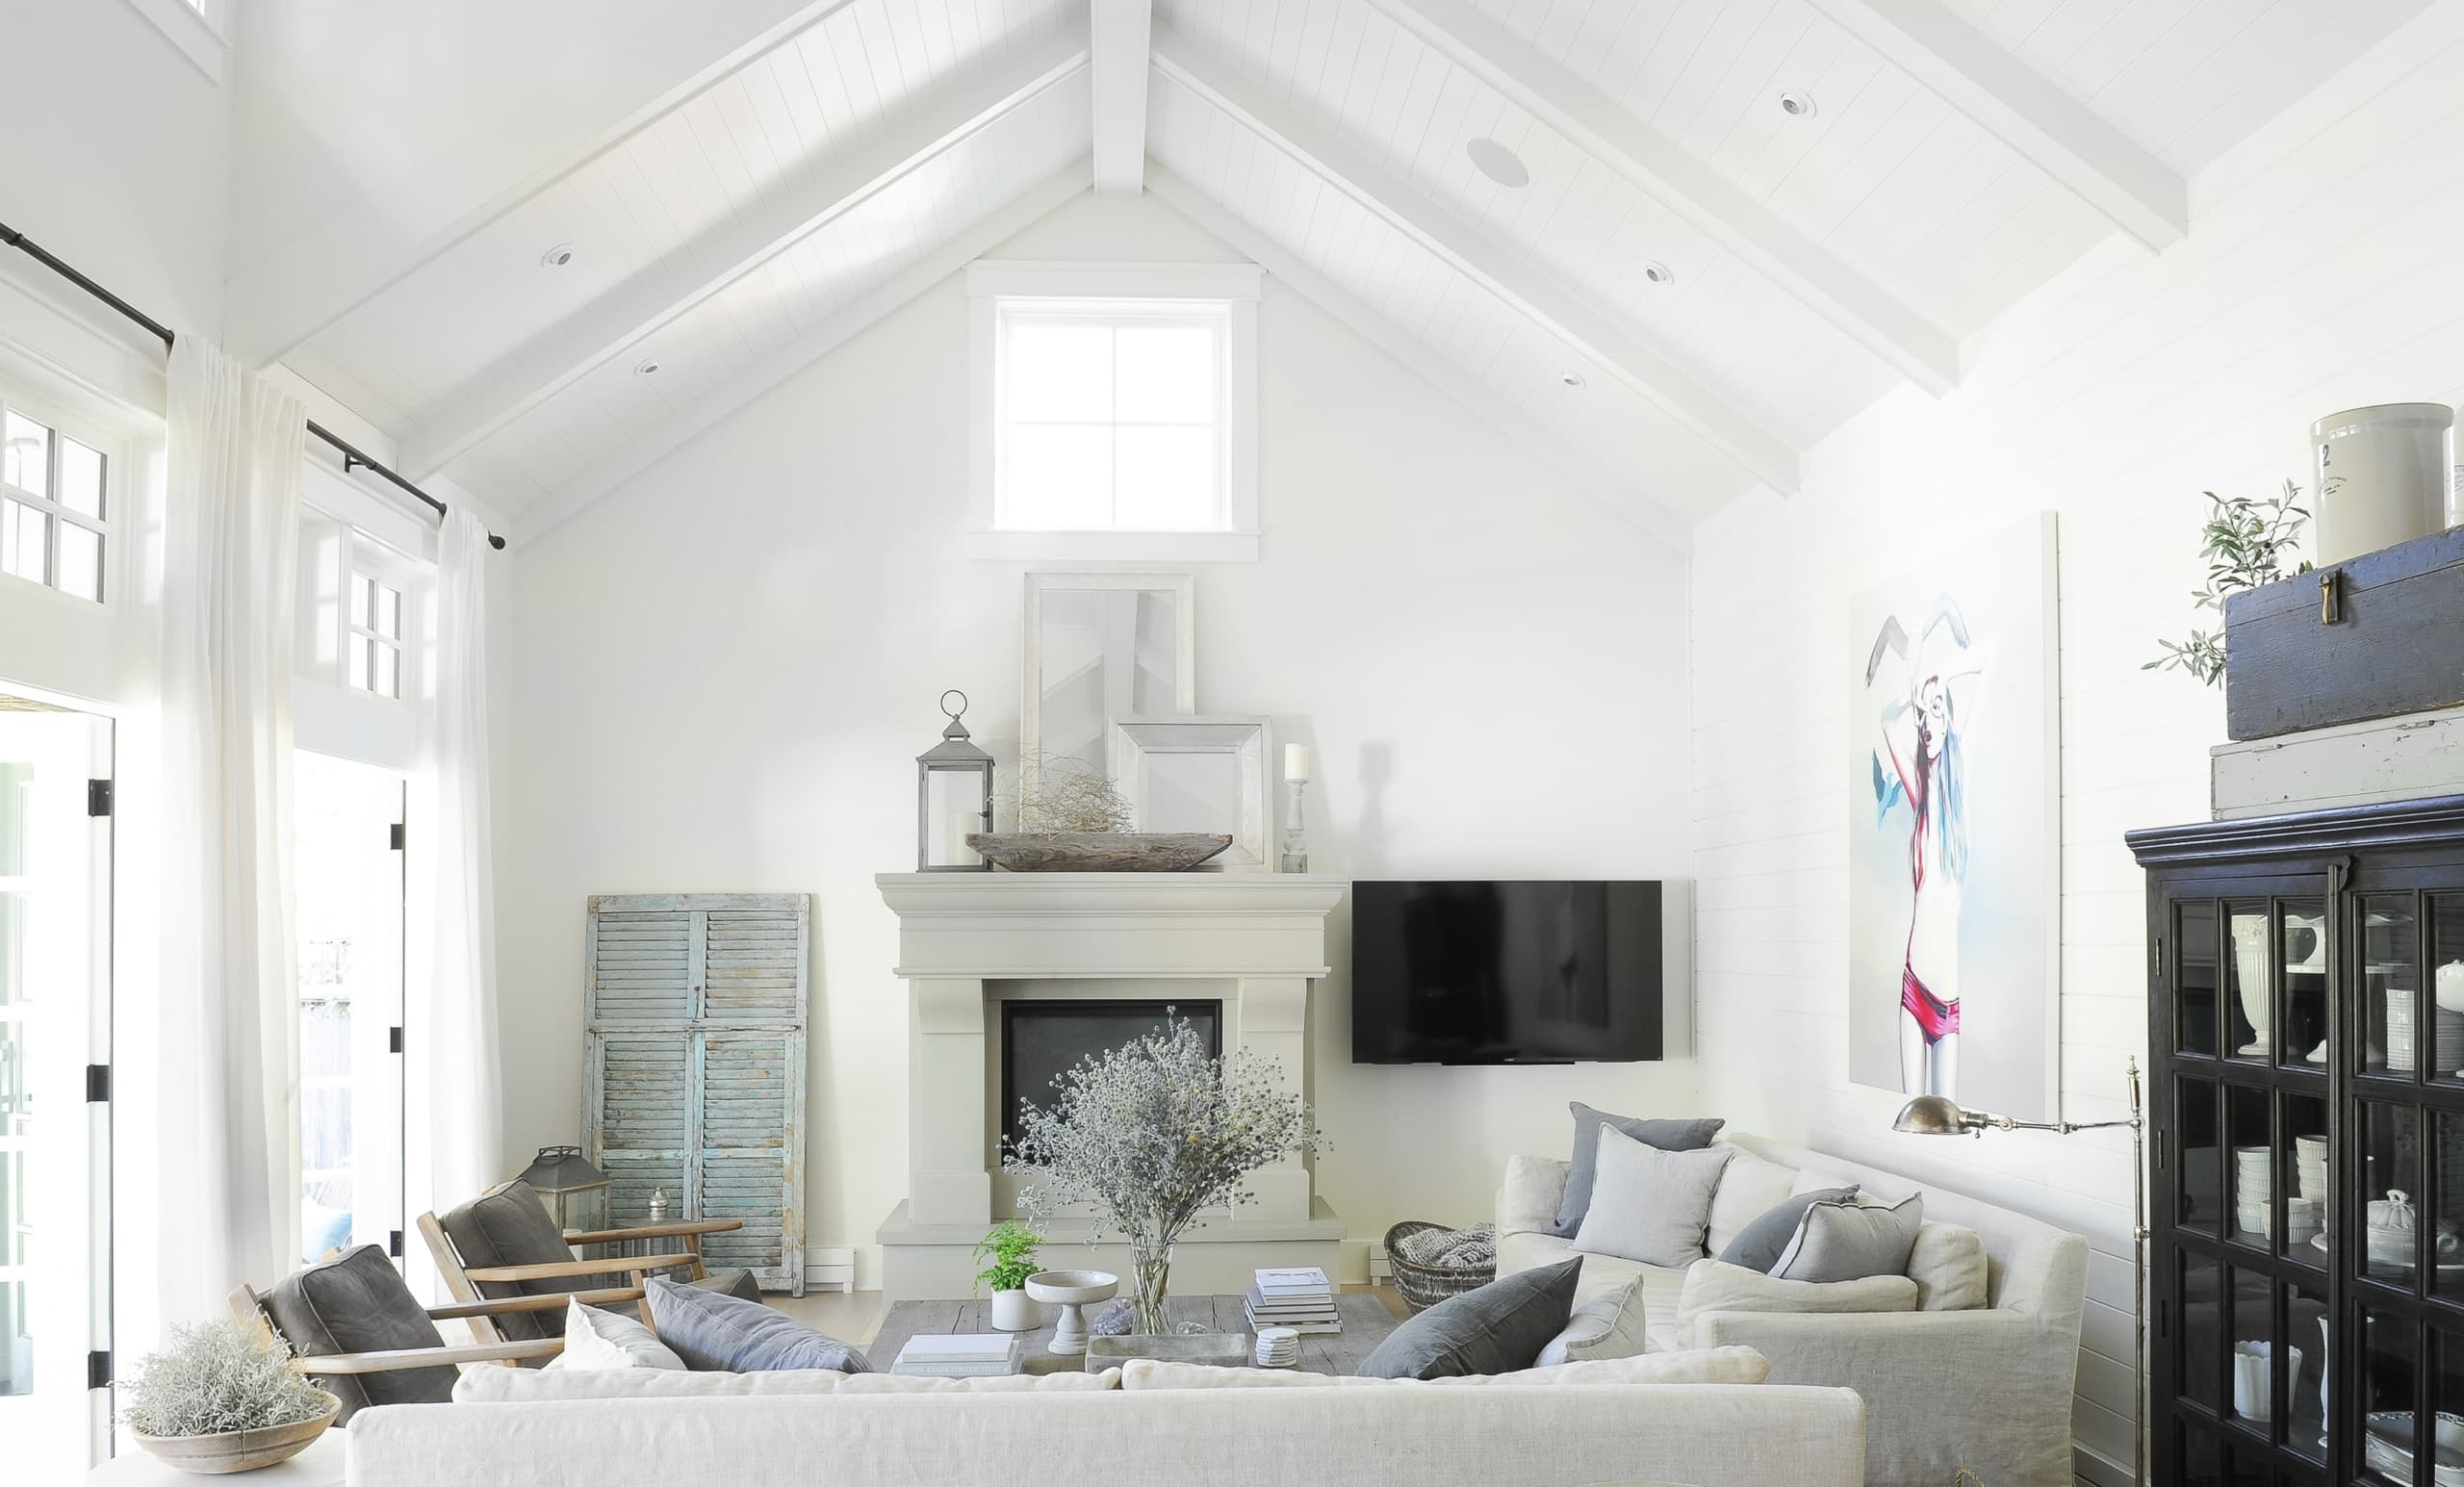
1000;750;1134;833
1007;1016;1324;1334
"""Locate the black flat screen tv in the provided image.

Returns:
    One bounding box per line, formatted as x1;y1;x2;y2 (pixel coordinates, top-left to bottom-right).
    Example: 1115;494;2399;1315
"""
1349;881;1662;1064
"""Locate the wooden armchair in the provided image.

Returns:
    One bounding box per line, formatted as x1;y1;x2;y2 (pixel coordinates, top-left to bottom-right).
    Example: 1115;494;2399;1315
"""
419;1178;756;1346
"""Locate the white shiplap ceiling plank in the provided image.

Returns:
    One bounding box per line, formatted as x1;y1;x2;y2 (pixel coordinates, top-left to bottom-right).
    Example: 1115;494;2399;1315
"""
1154;29;1801;493
1091;0;1157;190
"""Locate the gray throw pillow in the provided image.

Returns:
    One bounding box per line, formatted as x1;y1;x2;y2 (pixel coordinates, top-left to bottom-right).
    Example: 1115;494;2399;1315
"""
1771;1192;1925;1283
1549;1103;1727;1237
1569;1128;1733;1267
645;1276;873;1372
1716;1186;1861;1272
1355;1258;1582;1379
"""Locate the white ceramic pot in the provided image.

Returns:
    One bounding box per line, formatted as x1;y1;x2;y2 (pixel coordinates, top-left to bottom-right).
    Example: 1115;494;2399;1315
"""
2234;1340;2301;1423
988;1288;1040;1332
2233;916;2272;1055
2314;403;2453;563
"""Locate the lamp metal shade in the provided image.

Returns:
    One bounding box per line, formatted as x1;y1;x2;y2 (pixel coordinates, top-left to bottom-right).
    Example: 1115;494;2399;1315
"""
1892;1094;1973;1136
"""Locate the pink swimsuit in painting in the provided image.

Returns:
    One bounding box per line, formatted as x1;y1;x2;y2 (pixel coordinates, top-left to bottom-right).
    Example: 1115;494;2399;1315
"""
1899;718;1961;1045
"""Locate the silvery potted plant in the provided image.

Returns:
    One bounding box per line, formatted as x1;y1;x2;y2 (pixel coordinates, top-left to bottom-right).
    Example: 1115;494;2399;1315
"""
972;1218;1045;1332
124;1320;340;1474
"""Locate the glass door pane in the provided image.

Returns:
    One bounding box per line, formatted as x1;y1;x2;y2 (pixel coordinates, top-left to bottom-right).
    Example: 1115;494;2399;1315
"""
0;704;110;1476
2281;898;2329;1069
2431;894;2464;1089
2361;894;2424;1079
294;754;403;1265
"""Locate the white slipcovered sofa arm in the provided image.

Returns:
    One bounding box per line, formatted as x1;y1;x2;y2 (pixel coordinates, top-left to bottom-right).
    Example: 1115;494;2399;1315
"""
1497;1155;1568;1237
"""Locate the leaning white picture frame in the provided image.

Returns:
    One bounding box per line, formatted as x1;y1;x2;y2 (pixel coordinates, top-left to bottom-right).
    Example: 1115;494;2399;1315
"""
1021;572;1197;774
1107;716;1274;872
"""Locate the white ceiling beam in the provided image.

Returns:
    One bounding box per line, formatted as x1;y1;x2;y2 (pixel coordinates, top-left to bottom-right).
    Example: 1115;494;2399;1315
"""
1147;166;1697;551
1363;0;1959;397
1090;0;1154;192
225;0;870;369
1152;29;1798;497
506;169;1092;548
401;32;1091;481
1798;0;2186;250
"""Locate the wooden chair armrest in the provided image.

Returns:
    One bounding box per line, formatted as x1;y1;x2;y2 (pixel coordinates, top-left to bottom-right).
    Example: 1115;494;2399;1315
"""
295;1338;563;1374
424;1287;642;1320
562;1218;742;1244
460;1253;701;1283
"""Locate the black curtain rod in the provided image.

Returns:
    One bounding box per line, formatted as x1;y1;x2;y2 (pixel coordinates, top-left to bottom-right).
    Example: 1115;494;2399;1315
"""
0;219;505;551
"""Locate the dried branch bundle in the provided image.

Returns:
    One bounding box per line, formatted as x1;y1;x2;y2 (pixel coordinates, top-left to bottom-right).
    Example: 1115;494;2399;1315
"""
123;1320;335;1439
1000;751;1134;833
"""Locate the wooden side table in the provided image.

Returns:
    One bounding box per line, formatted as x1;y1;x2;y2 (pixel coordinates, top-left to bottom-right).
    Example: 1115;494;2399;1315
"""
86;1433;346;1485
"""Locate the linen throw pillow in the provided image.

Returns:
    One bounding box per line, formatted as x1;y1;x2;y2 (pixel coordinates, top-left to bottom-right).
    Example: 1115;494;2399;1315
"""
1570;1128;1733;1267
1674;1260;1919;1346
1549;1103;1727;1237
1716;1186;1861;1273
1355;1258;1582;1379
644;1275;873;1372
1906;1220;1990;1310
1770;1192;1926;1283
1532;1274;1652;1368
547;1297;686;1372
1704;1147;1800;1255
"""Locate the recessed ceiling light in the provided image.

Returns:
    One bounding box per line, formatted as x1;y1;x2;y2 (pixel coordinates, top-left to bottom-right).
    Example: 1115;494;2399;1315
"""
1779;90;1817;117
1559;371;1587;388
633;356;662;376
1641;260;1675;285
1465;137;1530;189
541;242;578;269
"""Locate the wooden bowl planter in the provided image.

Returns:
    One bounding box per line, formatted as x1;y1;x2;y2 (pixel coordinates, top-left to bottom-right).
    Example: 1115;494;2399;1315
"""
135;1393;341;1474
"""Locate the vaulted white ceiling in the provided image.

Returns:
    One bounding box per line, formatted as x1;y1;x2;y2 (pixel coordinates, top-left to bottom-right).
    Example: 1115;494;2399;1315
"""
238;0;2436;543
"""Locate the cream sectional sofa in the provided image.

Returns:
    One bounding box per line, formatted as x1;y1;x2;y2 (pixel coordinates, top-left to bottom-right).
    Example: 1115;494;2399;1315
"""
1498;1131;2091;1487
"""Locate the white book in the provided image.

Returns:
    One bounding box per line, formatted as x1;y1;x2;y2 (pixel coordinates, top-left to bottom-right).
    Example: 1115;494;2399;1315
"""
1255;1267;1329;1291
897;1333;1014;1363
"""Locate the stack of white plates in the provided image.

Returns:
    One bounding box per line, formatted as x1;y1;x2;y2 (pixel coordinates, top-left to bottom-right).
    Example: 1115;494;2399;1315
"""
1253;1326;1298;1369
2237;1146;2274;1239
2390;995;2419;1072
2438;1009;2464;1073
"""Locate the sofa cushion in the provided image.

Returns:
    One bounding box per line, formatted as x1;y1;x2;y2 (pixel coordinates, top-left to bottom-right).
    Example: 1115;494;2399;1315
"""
1356;1258;1581;1379
1550;1104;1726;1237
1717;1187;1861;1273
644;1275;872;1372
1675;1259;1920;1346
1125;1346;1770;1390
259;1243;453;1422
1772;1192;1925;1283
1533;1274;1651;1368
548;1298;685;1372
1706;1146;1800;1255
454;1365;1119;1402
1571;1128;1732;1267
1907;1220;1990;1310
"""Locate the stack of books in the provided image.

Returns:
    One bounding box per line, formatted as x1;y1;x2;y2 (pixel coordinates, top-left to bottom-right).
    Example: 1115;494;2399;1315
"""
890;1333;1024;1378
1245;1266;1339;1334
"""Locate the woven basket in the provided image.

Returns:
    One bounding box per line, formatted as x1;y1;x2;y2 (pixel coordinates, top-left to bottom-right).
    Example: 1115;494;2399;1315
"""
1384;1221;1497;1315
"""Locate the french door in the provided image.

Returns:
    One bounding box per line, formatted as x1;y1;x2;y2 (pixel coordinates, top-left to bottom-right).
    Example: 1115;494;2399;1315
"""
0;701;113;1475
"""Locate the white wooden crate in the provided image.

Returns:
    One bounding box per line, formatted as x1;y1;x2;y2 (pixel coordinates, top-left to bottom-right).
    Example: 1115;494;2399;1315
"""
2212;705;2464;819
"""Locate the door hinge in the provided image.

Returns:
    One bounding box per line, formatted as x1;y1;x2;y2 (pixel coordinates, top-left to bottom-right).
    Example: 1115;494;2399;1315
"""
388;820;405;852
388;1025;403;1055
87;1349;112;1389
85;1064;110;1103
87;779;113;817
388;1229;404;1260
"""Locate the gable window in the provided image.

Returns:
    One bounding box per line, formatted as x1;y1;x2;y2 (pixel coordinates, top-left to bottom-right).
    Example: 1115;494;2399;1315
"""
0;402;110;603
347;572;404;699
969;263;1260;561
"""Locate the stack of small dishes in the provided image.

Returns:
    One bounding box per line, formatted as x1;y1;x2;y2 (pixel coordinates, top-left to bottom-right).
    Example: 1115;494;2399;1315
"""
2389;991;2419;1072
1253;1326;1299;1370
2438;1005;2464;1074
2297;1136;2330;1208
2236;1146;2274;1241
2285;1195;2324;1249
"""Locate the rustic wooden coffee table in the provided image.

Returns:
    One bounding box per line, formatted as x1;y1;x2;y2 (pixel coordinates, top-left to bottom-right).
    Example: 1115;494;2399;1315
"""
868;1292;1400;1376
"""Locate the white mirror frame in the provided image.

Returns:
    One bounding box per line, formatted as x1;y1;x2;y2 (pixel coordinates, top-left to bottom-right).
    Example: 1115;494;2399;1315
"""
1107;716;1274;872
1020;571;1196;770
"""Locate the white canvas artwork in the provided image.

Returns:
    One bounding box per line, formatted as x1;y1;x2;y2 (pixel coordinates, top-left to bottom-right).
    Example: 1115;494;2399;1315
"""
1849;513;2062;1122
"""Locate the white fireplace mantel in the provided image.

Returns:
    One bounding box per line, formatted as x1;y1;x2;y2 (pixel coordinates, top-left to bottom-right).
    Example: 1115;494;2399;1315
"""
873;872;1348;1297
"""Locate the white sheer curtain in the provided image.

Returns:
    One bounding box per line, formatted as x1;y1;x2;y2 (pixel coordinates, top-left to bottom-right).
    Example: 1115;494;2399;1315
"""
406;507;502;1289
156;335;306;1327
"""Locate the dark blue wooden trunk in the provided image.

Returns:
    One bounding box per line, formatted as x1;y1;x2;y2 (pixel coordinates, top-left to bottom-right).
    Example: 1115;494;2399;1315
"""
2223;525;2464;741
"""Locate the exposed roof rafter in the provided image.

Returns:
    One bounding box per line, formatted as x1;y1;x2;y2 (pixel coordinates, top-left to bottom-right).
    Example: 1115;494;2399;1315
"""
1798;0;2187;250
1152;27;1799;496
509;168;1093;547
402;29;1091;480
1091;0;1154;192
1361;0;1960;397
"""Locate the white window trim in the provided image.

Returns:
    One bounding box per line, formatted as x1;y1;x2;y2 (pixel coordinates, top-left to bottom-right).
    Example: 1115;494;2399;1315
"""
119;0;229;84
966;261;1261;563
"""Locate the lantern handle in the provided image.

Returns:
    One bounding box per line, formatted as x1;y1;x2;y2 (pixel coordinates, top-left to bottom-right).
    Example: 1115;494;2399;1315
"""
940;689;968;720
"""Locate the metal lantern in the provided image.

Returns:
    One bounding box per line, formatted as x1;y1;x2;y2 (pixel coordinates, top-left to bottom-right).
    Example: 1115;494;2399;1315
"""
517;1144;612;1233
918;689;994;872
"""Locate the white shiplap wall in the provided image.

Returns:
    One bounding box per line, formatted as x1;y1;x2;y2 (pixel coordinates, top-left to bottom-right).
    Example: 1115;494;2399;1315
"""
1686;4;2464;1480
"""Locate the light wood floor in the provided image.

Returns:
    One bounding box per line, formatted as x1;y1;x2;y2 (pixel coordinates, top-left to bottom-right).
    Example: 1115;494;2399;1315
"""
767;1284;1408;1346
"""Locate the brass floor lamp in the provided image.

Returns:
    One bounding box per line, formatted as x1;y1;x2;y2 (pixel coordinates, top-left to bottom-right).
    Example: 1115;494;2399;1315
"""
1892;1057;2147;1487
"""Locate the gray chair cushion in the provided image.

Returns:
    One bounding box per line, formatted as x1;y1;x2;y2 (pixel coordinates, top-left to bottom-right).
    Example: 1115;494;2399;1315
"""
259;1243;449;1423
1355;1257;1582;1380
438;1180;617;1343
1772;1192;1927;1283
643;1276;871;1372
1548;1103;1727;1237
1717;1186;1861;1272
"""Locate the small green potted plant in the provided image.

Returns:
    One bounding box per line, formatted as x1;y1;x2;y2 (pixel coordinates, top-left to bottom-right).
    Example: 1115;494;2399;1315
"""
972;1218;1045;1332
124;1320;341;1474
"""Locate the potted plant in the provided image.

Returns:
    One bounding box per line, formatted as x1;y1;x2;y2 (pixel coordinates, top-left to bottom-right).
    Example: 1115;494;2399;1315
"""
2145;480;2313;685
972;1218;1046;1332
124;1320;341;1474
1006;1016;1325;1335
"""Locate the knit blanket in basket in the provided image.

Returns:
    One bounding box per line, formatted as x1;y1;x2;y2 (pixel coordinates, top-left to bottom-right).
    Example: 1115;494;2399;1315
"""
1395;1222;1496;1270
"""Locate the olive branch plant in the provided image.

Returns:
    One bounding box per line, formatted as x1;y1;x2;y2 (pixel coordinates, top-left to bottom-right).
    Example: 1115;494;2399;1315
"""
2144;480;2316;687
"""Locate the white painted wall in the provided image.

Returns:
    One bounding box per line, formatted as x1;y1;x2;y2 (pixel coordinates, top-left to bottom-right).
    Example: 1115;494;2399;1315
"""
1687;8;2464;1482
499;192;1695;1285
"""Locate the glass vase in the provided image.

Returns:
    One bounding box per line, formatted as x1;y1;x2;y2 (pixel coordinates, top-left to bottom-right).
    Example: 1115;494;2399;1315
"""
1128;1235;1174;1335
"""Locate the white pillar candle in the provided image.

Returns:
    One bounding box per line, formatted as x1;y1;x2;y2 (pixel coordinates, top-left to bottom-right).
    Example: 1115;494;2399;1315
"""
1283;742;1312;781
